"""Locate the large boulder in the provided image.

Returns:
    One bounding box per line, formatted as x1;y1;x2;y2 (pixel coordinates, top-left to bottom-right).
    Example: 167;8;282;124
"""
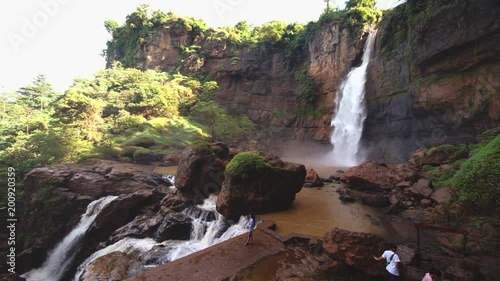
344;161;394;190
322;228;387;278
216;152;306;221
79;251;139;281
345;161;418;191
408;179;434;198
155;212;193;242
361;193;390;207
175;143;230;199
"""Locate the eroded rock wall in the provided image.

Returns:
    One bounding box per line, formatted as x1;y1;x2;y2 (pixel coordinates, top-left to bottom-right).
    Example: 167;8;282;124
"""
364;0;500;162
134;20;361;144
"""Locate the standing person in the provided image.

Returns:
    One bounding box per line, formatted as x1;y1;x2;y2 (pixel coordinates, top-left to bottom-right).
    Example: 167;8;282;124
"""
422;268;441;281
244;213;255;246
374;243;401;281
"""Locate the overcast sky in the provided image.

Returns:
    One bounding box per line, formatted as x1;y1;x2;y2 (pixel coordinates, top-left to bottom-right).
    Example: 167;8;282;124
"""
0;0;402;93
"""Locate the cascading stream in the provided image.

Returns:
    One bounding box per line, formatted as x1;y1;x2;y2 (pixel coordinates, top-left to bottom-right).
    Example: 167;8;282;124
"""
329;31;377;166
166;194;248;261
72;194;248;281
21;196;118;281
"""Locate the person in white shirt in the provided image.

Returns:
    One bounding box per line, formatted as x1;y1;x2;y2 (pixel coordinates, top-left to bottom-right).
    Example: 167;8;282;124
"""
374;243;401;281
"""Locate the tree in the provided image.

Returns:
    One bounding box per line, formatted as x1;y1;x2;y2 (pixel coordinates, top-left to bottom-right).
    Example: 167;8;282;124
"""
17;74;57;111
189;101;254;142
52;89;104;142
189;101;224;141
345;0;376;10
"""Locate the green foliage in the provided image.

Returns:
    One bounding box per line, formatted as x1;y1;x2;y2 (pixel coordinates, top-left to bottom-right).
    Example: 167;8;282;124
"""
344;0;376;10
225;152;273;179
344;6;381;36
189;101;254;142
296;68;318;106
105;6;208;67
453;134;500;209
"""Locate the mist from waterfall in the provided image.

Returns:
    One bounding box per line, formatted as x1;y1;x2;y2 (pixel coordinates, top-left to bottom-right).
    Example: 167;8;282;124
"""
22;196;118;281
329;31;377;166
72;194;248;281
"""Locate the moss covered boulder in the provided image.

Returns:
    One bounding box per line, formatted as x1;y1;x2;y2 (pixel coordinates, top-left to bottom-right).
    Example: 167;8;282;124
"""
216;152;306;221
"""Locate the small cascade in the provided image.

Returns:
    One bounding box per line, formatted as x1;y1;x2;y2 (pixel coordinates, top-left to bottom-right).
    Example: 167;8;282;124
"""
329;31;378;166
72;194;248;280
22;196;118;281
166;194;248;261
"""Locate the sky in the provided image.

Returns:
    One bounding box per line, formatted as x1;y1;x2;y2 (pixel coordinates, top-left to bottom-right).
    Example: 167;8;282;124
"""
0;0;402;93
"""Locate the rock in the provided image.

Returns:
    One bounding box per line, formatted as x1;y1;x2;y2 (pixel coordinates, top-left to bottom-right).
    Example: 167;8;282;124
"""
216;152;305;221
133;148;156;164
396;244;415;265
79;251;137;281
409;179;434;198
339;194;356;203
322;228;387;278
336;170;345;174
329;173;347;182
396;181;412;188
258;220;277;231
160;192;194;213
210;142;230;159
420;198;433;207
336;187;349;195
107;214;163;245
361;194;390;208
162;149;184;166
304;169;324;187
302;182;314;188
344;161;394;190
431;187;453;204
175;143;228;199
155;212;193;242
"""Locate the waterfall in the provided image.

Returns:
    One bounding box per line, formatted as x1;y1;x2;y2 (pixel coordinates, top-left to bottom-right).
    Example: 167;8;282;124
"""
166;194;248;261
22;196;118;281
329;31;377;166
72;194;248;280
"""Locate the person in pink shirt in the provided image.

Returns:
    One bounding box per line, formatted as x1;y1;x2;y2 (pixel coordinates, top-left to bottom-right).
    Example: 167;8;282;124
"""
422;267;441;281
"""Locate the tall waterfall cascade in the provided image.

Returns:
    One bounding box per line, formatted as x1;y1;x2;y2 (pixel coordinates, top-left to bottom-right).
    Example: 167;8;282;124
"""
329;31;377;166
72;194;248;281
22;196;118;281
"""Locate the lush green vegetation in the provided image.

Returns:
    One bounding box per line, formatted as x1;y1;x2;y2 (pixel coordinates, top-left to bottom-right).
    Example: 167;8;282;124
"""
422;134;499;210
0;66;255;207
453;134;500;210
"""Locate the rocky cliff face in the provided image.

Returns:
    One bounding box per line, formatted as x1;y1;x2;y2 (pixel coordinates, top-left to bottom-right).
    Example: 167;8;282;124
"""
132;0;499;162
134;20;362;144
364;0;500;162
